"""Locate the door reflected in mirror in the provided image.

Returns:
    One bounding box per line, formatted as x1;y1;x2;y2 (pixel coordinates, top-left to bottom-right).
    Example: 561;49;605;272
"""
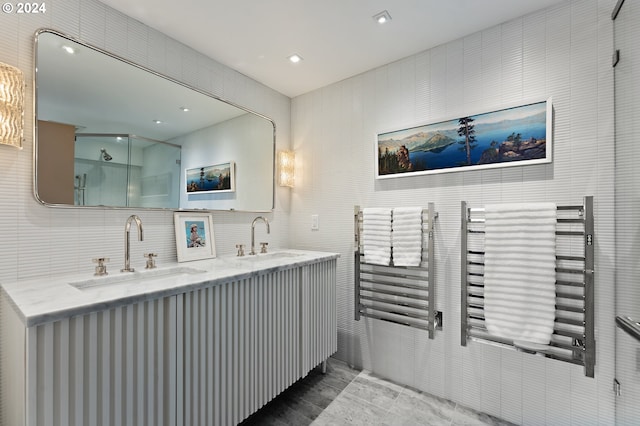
35;29;275;211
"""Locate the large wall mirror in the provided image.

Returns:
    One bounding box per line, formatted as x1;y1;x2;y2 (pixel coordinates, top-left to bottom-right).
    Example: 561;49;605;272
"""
34;29;275;211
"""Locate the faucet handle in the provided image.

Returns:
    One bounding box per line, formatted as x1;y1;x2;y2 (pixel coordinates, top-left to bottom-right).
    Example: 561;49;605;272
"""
144;253;158;269
260;242;269;254
92;257;110;276
236;244;245;257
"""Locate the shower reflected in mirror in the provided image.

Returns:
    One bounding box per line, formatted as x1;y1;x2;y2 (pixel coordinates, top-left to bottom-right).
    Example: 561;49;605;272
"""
73;133;181;208
100;148;113;161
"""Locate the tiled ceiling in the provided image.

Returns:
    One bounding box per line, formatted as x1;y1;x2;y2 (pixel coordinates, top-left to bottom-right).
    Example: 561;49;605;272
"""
99;0;568;98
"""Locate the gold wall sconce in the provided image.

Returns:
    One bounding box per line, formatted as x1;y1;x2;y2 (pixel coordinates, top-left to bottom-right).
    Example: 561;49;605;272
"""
278;150;295;188
0;62;25;149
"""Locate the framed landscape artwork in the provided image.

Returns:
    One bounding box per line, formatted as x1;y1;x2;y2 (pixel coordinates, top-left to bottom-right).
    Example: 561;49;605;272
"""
185;161;235;193
375;98;552;178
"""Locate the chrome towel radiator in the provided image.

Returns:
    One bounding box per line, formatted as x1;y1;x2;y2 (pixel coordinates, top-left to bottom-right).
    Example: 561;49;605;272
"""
461;196;596;377
354;204;441;338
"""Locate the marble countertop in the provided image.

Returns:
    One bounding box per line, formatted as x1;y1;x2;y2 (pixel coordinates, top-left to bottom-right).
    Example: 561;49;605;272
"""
1;249;339;328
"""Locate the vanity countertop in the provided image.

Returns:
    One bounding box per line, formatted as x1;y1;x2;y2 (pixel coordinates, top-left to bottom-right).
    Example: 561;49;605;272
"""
0;249;339;328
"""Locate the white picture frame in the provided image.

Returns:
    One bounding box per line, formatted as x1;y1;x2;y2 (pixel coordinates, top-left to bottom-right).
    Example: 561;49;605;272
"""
174;211;216;262
375;97;552;178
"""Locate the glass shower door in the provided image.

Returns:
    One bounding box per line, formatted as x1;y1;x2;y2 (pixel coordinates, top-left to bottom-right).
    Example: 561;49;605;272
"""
129;135;181;209
613;0;640;424
74;134;181;208
74;134;129;206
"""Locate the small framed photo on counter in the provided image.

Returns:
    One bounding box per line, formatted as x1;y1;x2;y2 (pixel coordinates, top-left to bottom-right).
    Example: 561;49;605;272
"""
174;211;216;262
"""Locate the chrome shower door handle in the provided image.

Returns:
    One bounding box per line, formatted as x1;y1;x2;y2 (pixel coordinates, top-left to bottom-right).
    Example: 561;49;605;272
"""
616;315;640;343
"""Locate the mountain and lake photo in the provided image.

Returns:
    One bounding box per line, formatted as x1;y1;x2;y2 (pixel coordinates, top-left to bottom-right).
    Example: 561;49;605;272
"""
377;100;549;177
186;163;233;193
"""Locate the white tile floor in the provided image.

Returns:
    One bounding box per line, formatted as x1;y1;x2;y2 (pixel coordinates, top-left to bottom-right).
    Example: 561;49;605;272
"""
241;358;516;426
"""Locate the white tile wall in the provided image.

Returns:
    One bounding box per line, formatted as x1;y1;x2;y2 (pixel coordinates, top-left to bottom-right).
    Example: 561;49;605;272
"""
0;0;291;284
290;0;617;424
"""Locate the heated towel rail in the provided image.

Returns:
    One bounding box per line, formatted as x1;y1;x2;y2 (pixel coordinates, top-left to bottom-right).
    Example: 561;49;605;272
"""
461;196;595;377
354;204;440;338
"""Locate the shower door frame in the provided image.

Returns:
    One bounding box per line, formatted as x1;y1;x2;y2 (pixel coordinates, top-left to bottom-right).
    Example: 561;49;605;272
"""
612;0;640;423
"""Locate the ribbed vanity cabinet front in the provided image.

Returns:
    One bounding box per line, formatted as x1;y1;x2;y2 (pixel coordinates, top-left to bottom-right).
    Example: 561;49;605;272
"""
179;271;300;426
1;255;338;426
178;259;338;426
26;296;178;426
300;260;338;374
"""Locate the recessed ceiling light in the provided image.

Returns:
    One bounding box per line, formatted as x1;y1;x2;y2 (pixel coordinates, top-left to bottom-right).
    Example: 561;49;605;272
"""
153;119;162;124
288;54;303;64
62;45;76;54
373;10;392;24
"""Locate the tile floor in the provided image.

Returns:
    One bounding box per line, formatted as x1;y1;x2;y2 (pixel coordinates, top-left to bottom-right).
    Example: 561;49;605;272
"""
241;358;516;426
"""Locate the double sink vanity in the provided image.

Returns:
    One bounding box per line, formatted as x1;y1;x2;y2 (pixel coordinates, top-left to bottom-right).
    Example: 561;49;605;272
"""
1;245;338;426
0;26;340;426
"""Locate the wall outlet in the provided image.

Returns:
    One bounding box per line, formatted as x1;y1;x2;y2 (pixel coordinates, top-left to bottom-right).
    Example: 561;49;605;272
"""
311;214;319;230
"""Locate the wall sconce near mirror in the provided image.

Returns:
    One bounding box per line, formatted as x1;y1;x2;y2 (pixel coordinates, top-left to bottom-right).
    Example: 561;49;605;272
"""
278;150;295;188
0;62;25;149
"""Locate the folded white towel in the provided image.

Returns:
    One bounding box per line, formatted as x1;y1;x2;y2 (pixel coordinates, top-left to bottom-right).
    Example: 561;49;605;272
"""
362;224;392;233
362;208;392;266
392;241;422;250
363;208;392;219
393;207;422;217
392;207;423;267
392;253;422;266
483;202;557;346
392;228;421;237
390;223;421;232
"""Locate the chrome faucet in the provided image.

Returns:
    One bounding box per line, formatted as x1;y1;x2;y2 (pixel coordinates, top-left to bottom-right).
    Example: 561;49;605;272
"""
250;216;270;255
121;214;144;272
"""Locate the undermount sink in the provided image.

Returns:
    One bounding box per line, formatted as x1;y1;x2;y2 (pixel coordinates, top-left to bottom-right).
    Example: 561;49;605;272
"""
69;266;206;290
235;251;304;261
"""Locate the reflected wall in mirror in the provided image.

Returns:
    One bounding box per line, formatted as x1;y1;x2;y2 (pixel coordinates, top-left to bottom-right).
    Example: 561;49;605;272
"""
35;29;275;211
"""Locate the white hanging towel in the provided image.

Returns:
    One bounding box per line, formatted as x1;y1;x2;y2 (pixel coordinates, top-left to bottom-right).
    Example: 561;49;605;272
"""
483;202;557;347
392;207;423;267
362;208;392;266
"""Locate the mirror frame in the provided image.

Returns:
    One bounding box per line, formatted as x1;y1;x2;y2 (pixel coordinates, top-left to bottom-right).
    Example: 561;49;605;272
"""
33;28;276;212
